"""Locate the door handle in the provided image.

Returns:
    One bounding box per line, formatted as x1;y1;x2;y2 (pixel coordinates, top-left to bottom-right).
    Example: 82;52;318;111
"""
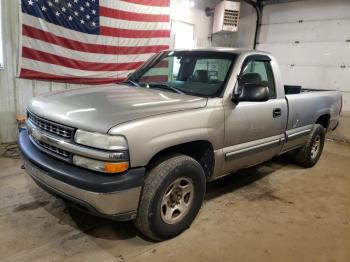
273;108;282;118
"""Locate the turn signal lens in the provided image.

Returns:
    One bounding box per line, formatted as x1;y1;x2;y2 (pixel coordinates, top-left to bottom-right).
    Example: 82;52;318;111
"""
73;155;129;174
104;162;129;173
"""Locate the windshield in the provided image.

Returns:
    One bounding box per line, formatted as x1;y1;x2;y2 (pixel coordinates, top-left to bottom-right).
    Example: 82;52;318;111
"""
128;51;237;97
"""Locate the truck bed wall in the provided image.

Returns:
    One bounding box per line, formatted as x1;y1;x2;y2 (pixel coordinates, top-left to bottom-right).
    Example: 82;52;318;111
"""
281;90;342;152
285;90;342;131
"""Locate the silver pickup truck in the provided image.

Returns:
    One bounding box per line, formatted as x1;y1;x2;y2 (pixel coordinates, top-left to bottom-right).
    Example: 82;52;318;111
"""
19;48;342;240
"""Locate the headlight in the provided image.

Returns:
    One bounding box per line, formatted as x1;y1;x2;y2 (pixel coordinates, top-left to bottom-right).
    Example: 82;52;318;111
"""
74;129;128;150
73;155;129;173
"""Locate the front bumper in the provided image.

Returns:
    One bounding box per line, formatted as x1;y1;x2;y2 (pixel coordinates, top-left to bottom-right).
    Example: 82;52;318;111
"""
19;130;145;221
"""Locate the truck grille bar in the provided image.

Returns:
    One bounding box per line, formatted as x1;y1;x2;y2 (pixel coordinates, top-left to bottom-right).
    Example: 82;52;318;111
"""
36;139;70;159
27;111;74;161
28;112;74;140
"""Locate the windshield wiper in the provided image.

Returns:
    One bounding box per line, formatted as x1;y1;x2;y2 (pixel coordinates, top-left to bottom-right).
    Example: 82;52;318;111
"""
122;79;140;87
143;82;184;94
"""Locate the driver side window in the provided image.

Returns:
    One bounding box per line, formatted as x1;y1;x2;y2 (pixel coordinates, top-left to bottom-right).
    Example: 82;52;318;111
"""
240;60;276;99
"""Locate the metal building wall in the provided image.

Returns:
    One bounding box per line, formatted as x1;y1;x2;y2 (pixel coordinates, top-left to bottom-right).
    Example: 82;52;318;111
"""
257;0;350;141
258;0;350;111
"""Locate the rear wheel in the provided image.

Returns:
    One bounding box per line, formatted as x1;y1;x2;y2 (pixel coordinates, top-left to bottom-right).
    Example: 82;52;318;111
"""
294;124;325;168
134;154;206;241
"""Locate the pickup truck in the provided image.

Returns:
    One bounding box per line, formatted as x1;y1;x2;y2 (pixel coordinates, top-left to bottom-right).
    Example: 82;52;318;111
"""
19;48;342;241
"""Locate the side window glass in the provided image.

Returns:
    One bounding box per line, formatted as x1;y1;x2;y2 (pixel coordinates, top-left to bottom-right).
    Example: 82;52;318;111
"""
240;60;276;99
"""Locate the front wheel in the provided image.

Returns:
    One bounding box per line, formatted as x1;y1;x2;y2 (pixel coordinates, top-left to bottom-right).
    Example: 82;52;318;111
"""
294;124;325;168
134;154;206;241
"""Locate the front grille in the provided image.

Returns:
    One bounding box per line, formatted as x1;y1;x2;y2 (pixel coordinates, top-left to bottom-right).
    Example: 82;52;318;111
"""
28;112;74;139
36;139;70;159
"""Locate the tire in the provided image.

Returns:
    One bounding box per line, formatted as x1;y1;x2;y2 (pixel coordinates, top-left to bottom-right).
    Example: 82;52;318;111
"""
134;154;206;241
294;124;325;168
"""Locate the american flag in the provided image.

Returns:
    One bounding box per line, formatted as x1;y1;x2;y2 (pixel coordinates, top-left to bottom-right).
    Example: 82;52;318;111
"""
19;0;170;84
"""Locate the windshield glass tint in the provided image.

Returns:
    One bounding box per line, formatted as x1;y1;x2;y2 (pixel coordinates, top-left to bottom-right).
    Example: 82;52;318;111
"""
130;51;237;97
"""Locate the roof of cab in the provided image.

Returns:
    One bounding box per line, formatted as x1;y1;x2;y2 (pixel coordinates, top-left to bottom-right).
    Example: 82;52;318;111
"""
164;47;272;56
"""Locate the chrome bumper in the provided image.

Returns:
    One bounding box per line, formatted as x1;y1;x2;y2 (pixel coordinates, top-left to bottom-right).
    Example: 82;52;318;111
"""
24;159;141;217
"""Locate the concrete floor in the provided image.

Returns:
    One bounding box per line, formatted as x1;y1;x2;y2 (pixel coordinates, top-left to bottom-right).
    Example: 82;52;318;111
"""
0;141;349;262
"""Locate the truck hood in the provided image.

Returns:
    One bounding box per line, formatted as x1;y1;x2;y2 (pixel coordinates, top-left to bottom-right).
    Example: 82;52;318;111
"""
27;84;207;133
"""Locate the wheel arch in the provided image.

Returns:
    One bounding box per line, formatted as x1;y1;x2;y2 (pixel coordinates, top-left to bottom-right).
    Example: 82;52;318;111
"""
146;140;215;181
316;113;330;129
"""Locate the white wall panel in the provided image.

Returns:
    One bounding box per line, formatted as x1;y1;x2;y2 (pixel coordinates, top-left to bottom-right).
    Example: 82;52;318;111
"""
259;19;350;43
279;65;349;91
32;80;52;96
259;0;350;117
232;2;256;49
280;65;350;111
0;0;20;143
170;0;212;48
262;0;350;24
15;79;33;116
258;42;350;67
341;93;350;112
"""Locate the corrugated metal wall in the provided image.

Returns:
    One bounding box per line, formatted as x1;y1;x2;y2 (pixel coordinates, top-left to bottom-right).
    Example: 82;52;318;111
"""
0;0;26;143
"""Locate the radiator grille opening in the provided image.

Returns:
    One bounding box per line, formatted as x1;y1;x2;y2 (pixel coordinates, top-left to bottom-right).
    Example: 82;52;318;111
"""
28;112;73;139
36;139;70;159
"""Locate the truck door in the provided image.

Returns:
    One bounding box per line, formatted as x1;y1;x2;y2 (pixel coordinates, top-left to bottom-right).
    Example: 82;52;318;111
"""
222;55;285;174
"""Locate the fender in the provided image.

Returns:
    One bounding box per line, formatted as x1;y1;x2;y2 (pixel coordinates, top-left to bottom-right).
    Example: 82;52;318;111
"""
108;105;225;168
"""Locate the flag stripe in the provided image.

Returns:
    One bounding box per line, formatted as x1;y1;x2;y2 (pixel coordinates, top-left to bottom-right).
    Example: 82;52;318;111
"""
23;25;169;55
22;36;154;63
22;14;170;47
100;26;170;38
121;0;170;7
100;6;169;22
22;47;144;72
101;0;169;15
20;69;124;84
154;60;169;68
21;58;134;78
139;75;168;82
100;16;169;31
20;68;168;84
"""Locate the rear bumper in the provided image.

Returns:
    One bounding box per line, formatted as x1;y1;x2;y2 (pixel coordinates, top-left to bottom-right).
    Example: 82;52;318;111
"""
19;130;145;221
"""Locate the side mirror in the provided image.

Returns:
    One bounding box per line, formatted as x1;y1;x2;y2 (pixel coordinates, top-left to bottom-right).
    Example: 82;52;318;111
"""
233;83;269;103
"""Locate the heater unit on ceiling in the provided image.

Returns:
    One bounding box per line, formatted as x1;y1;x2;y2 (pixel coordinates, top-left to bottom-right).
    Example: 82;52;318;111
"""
212;1;240;34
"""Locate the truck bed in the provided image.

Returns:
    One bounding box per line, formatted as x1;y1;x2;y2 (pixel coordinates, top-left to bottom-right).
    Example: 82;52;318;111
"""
285;87;342;131
280;86;342;152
